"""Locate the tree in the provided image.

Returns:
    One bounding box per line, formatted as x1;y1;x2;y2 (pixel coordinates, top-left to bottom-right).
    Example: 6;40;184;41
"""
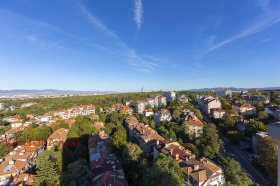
223;113;236;128
222;102;231;110
256;102;264;113
120;142;148;184
183;143;199;155
111;125;127;149
245;120;267;136
172;108;181;121
152;154;184;186
199;123;221;159
226;131;243;143
0;142;14;159
34;148;62;186
257;111;269;120
62;159;91;186
217;156;252;185
257;136;278;177
35;124;52;140
149;119;156;129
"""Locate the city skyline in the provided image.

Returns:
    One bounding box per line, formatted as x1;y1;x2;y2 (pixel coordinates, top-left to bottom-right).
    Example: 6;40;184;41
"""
1;0;280;92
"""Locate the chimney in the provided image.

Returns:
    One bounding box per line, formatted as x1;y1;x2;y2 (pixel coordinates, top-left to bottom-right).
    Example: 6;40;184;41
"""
194;164;199;171
185;157;189;161
170;148;173;155
175;154;179;161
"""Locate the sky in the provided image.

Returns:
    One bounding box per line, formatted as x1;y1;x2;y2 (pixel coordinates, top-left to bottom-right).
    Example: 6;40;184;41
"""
0;0;280;92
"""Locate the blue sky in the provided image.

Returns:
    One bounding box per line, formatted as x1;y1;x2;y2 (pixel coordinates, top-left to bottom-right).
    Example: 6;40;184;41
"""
0;0;280;92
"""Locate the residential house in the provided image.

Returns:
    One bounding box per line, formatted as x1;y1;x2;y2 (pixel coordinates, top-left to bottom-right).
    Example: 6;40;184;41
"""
182;110;204;137
178;94;188;105
143;109;154;118
153;109;172;125
106;104;132;115
88;131;112;156
216;89;232;97
252;131;269;154
4;126;27;137
65;119;76;128
89;115;100;121
91;153;127;186
211;108;226;119
21;102;37;108
265;105;280;119
125;117;164;156
201;96;222;114
240;95;270;106
0;141;44;185
10;173;37;186
9;106;18;111
232;102;256;115
47;128;70;150
164;91;176;102
11;120;24;129
247;89;259;96
154;140;225;186
93;122;105;131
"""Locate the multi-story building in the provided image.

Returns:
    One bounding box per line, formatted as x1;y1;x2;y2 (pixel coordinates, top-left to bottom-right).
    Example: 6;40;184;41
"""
153;109;172;125
125;117;164;156
0;103;4;111
211;108;226;119
201;96;222;114
44;105;95;120
164;91;176;102
0;141;44;185
47;128;70;150
216;89;232;97
88;131;127;186
88;131;112;156
158;96;167;106
154;140;225;186
182;110;204;137
232;102;256;115
10;173;37;185
240;95;270;106
134;100;147;114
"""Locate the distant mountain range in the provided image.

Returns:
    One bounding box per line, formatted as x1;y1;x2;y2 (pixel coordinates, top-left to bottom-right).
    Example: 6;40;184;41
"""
0;89;117;95
184;87;280;92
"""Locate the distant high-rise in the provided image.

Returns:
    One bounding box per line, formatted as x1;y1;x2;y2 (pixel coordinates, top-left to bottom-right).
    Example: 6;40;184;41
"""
141;85;144;92
0;103;4;110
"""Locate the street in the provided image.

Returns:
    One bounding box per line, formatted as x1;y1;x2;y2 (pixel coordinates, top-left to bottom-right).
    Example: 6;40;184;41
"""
201;112;270;186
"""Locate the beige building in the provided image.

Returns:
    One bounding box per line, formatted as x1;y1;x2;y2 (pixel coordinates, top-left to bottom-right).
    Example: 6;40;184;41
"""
47;128;70;150
232;102;256;115
182;110;204;137
211;108;226;119
88;131;112;155
201;96;222;114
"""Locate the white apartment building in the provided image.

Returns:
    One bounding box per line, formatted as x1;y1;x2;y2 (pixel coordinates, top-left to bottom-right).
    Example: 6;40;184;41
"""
153;109;172;125
216;89;232;97
164;91;176;102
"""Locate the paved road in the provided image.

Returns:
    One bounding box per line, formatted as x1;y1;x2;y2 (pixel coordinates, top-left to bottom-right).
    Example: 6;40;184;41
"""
201;112;270;186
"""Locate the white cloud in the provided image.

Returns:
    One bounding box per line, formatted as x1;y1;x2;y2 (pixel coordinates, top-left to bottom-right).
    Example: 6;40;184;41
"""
79;4;158;72
208;10;280;51
134;0;143;31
